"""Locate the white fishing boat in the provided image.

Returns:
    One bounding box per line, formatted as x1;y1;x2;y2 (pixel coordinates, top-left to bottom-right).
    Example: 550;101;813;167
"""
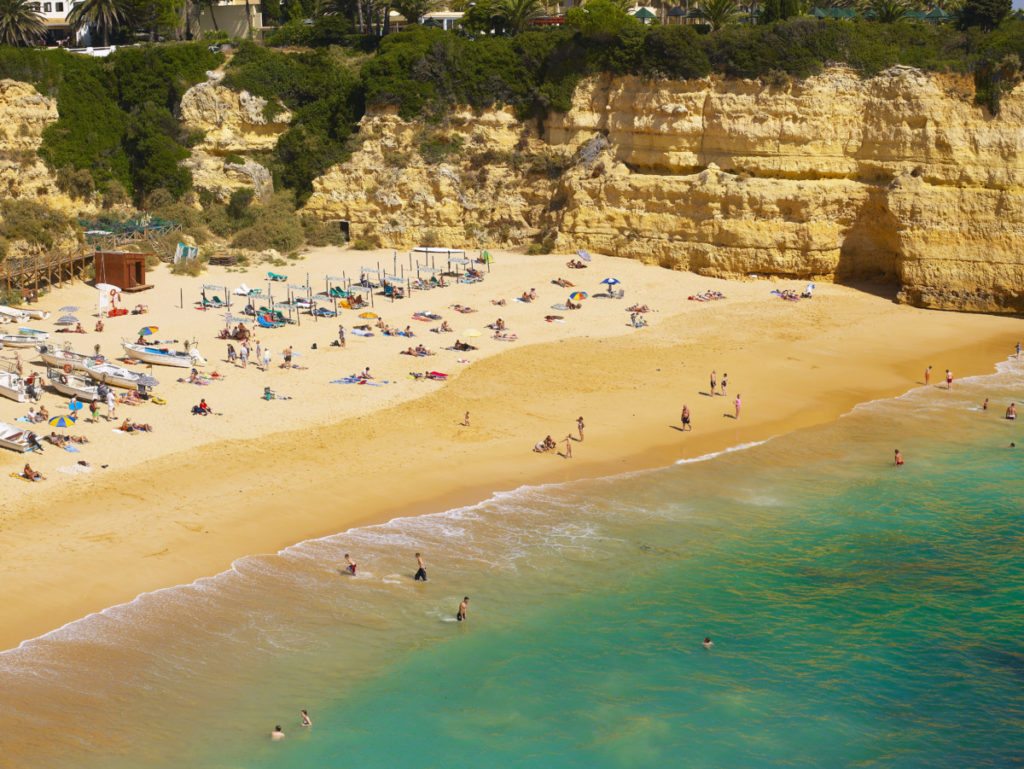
84;360;160;390
0;369;33;402
0;334;48;348
0;305;28;322
122;342;206;368
17;327;49;340
47;366;100;400
37;343;103;373
21;308;50;320
0;421;36;452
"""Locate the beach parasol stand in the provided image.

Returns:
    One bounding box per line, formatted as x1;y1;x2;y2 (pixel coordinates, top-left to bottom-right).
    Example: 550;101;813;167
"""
48;414;76;428
569;291;588;301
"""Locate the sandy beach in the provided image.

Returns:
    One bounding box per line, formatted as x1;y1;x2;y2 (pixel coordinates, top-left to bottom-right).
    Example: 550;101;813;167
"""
0;246;1020;651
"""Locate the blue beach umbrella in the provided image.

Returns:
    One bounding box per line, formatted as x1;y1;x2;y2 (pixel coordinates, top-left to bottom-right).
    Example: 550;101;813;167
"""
59;305;78;312
576;249;591;262
48;414;76;428
601;278;620;287
56;315;79;325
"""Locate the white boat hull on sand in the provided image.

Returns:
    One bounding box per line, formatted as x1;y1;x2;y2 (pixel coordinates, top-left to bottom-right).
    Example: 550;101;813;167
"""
47;367;100;400
122;342;205;368
84;362;159;390
0;371;31;402
38;344;103;373
0;305;28;322
0;421;36;452
1;335;46;348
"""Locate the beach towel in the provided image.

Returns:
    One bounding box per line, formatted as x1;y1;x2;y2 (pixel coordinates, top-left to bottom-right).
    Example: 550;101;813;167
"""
330;378;386;385
551;304;570;311
63;445;80;453
351;328;374;337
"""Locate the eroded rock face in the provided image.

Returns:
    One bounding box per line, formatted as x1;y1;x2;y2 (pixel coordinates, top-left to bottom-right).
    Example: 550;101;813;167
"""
303;67;1024;314
0;78;81;215
179;78;289;201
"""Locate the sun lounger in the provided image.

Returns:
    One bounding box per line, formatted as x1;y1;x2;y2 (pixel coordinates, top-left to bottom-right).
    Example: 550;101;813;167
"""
256;315;283;329
267;272;287;282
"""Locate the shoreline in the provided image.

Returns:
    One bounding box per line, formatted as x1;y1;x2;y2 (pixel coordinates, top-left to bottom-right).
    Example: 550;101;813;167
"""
2;250;1021;651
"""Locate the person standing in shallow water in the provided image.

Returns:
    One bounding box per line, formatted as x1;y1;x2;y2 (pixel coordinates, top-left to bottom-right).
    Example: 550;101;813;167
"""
925;365;932;385
894;449;904;467
457;596;469;622
577;416;585;442
946;369;953;390
414;552;427;581
344;554;357;575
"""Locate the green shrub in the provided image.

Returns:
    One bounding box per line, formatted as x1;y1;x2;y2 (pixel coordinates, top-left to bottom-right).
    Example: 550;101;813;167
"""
0;199;75;248
224;153;245;165
56;166;95;200
227;187;256;220
352;236;379;250
229;192;305;252
418;132;464;164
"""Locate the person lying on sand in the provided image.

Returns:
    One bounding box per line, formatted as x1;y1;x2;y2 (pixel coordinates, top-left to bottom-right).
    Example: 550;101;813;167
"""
627;304;651;313
120;419;153;432
553;278;575;287
453;340;478;351
566;300;581;310
451;304;476;313
491;299;506;306
566;259;587;269
47;432;89;447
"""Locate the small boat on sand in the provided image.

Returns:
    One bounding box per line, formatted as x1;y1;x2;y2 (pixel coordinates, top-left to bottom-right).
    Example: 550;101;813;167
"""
0;305;28;322
0;369;36;402
122;342;206;368
0;334;47;348
37;343;104;373
84;361;159;390
47;367;100;400
0;421;37;452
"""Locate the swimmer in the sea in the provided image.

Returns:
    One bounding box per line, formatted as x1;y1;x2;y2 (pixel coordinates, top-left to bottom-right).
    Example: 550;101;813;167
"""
271;726;285;741
894;449;904;467
301;710;312;726
703;637;713;648
457;596;469;622
344;554;357;575
1007;402;1017;420
414;552;427;581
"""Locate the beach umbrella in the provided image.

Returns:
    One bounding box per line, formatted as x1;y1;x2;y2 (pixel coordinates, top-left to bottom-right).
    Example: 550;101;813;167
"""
577;249;591;262
48;414;76;428
569;291;588;301
56;315;79;325
600;278;620;287
464;328;482;338
359;312;378;319
139;326;159;336
59;305;78;312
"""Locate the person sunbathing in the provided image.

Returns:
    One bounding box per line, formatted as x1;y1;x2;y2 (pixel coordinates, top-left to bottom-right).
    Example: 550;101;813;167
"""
95;320;105;332
74;323;85;333
491;299;507;306
566;259;587;269
520;292;532;303
453;340;478;352
627;304;651;313
47;432;69;447
440;320;452;332
402;326;414;337
121;419;152;432
566;300;581;310
553;278;575;287
415;344;430;355
23;463;43;481
37;406;49;422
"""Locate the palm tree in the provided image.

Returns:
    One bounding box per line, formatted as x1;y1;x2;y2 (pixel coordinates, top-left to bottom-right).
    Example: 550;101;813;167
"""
699;0;739;28
865;0;907;21
68;0;128;45
493;0;543;32
0;0;45;46
392;0;437;23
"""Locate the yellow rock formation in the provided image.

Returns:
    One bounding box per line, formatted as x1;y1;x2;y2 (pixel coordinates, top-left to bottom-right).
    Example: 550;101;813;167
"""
304;67;1024;313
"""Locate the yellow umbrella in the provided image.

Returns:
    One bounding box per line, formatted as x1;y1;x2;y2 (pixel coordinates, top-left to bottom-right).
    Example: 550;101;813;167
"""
359;312;378;319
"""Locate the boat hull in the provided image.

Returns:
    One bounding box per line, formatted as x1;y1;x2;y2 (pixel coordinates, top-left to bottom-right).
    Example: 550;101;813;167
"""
84;364;159;390
122;343;198;368
0;422;35;452
47;368;100;400
38;345;101;373
0;336;45;348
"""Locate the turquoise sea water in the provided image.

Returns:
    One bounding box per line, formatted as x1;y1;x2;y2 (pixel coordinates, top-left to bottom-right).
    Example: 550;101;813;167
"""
3;360;1023;769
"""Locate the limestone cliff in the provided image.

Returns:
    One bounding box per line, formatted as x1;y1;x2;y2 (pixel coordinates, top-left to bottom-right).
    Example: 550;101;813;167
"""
179;75;289;202
304;67;1024;314
0;79;81;216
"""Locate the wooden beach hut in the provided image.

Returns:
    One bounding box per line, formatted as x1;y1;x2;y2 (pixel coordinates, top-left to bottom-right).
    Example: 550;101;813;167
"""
94;251;154;293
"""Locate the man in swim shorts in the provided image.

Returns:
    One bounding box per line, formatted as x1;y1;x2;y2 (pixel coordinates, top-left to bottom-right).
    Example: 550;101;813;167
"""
1007;403;1017;420
457;596;469;621
414;553;427;581
946;369;953;390
344;554;357;575
680;405;691;431
894;449;904;466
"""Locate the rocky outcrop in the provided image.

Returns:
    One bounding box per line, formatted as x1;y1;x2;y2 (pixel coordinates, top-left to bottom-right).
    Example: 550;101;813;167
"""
304;67;1024;314
179;76;290;201
0;79;82;215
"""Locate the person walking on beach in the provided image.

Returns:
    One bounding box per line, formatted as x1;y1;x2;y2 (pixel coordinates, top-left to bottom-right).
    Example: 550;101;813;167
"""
239;341;249;368
457;596;469;622
227;343;236;365
338;325;346;348
106;387;117;422
721;373;728;397
263;347;272;370
463;411;470;427
894;449;904;467
414;552;428;581
300;710;312;726
734;394;741;420
925;365;932;385
680;404;692;431
577;416;585;442
255;341;263;370
710;370;717;396
344;554;357;575
564;434;573;458
946;369;953;390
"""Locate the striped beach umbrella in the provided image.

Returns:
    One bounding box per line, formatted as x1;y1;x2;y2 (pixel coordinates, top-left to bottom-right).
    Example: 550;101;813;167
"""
569;291;588;301
48;414;76;427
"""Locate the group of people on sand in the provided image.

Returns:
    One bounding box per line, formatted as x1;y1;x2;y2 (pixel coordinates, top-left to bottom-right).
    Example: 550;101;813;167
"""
520;288;538;303
401;345;433;357
533;417;585;458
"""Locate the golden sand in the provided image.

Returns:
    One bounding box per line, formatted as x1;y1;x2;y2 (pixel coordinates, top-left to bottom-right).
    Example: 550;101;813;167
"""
0;246;1019;650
